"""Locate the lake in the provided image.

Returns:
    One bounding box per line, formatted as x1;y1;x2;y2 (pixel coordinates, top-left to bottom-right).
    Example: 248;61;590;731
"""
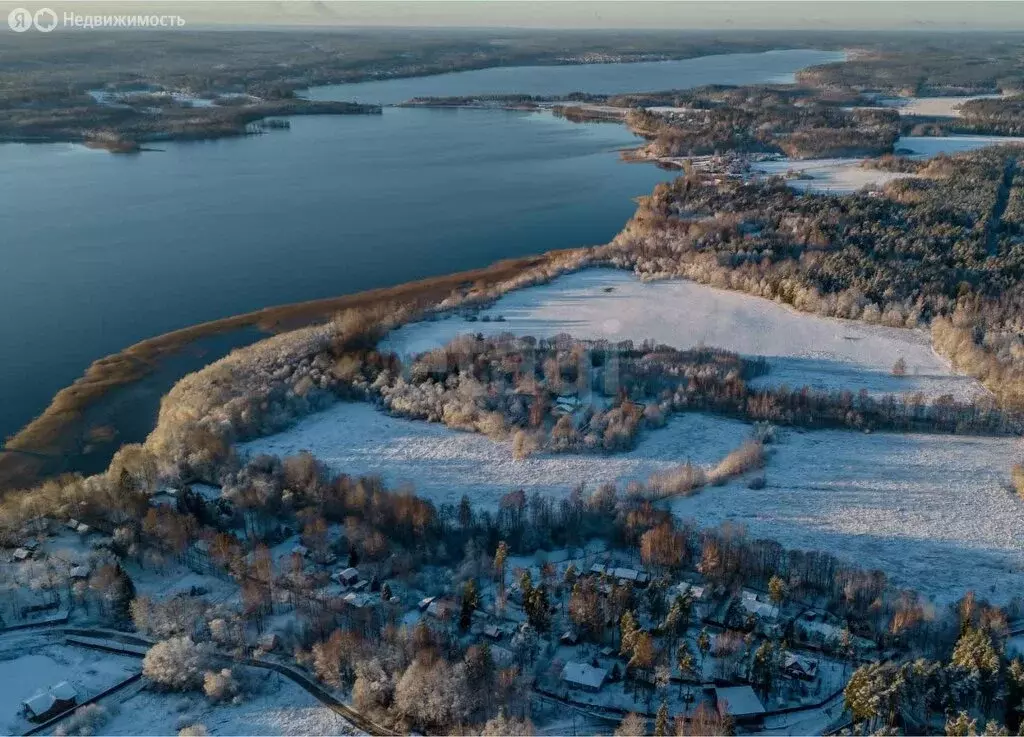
0;48;842;453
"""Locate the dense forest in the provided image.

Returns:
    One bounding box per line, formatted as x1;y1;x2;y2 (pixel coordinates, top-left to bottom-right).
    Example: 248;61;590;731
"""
796;44;1024;96
620;86;899;159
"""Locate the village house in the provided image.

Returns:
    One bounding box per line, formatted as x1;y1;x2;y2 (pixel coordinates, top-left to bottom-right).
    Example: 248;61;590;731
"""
343;592;373;609
713;685;766;726
22;682;77;722
560;661;607;693
559;629;580;646
739;590;779;621
783;651;819;681
589;564;650;587
426;598;455;620
490;645;515;668
675;581;708;601
334;567;359;587
257;633;280;652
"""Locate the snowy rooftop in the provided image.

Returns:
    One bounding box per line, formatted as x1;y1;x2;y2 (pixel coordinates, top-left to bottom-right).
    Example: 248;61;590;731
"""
714;685;765;717
560;662;607;690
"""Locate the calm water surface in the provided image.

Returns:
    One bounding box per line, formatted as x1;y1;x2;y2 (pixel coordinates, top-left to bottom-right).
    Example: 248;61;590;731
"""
0;49;842;445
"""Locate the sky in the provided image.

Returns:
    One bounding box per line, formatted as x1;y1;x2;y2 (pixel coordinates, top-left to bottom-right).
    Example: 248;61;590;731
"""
7;1;1024;32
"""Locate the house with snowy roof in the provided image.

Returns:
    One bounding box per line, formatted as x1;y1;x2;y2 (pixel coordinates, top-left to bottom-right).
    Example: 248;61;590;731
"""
560;662;607;692
713;685;765;725
22;682;77;722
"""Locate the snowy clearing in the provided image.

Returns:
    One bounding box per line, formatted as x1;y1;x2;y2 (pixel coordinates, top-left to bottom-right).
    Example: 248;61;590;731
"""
103;670;362;736
242;401;1024;602
751;134;1024;195
750;158;914;193
876;94;1005;118
242;403;749;508
382;269;985;401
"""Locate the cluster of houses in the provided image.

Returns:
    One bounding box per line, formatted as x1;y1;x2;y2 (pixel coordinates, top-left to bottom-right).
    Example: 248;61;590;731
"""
557;657;770;727
537;560;870;726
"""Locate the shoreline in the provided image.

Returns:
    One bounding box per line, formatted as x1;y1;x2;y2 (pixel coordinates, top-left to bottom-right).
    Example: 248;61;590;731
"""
0;249;583;492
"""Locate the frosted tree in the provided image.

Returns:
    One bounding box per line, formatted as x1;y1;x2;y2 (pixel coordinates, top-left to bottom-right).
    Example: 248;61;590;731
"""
654;701;670;737
494;541;509;607
143;637;209;691
394;658;471;732
767;575;787;606
696;628;711;671
620;611;640;657
615;712;647;737
946;711;979;736
352;658;394;713
481;710;535;736
510;624;539;667
677;641;697;696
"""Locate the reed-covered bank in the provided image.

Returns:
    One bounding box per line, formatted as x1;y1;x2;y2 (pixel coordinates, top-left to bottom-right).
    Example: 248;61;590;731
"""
0;248;591;493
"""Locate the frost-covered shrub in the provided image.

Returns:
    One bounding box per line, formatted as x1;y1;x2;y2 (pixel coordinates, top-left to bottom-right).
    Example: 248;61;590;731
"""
646;462;707;498
512;430;541;460
143;637;210;691
54;704;112;736
203;667;240;703
481;712;535;736
707;441;765;484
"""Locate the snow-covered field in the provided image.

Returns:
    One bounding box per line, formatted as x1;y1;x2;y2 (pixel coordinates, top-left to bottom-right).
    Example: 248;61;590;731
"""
239;269;1016;601
877;94;1005;118
669;427;1024;602
750;158;916;193
383;269;985;401
242;403;749;507
243;401;1024;602
103;670;362;736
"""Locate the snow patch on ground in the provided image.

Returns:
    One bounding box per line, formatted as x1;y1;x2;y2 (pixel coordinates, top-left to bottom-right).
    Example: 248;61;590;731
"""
242;403;749;508
383;269;985;401
750;158;915;193
104;670;362;736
